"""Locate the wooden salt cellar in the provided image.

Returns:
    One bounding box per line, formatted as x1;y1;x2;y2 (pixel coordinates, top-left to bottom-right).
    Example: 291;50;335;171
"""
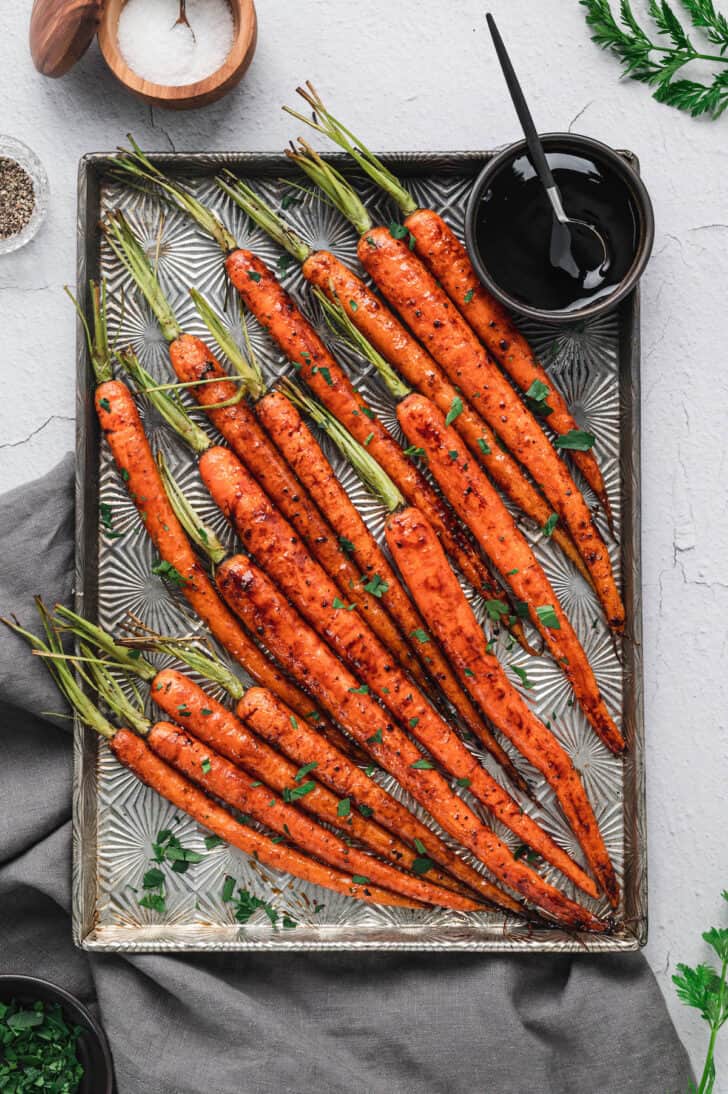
29;0;257;109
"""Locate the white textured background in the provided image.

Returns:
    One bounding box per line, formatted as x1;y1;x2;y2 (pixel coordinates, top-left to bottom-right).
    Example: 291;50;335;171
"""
1;0;726;1084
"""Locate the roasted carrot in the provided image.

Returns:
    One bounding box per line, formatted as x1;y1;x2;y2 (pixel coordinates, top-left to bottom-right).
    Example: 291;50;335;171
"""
386;508;619;906
280;140;622;630
104;214;425;692
113;728;419;909
237;686;515;910
254;388;532;780
301;249;590;583
150;667;480;902
202;445;541;807
110;151;496;600
147;720;481;911
405;212;613;525
397;394;625;754
216;557;606;930
225;249;498;599
288;83;613;524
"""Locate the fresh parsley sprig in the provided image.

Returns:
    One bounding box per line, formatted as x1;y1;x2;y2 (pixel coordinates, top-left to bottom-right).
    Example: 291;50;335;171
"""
673;887;728;1093
581;0;728;118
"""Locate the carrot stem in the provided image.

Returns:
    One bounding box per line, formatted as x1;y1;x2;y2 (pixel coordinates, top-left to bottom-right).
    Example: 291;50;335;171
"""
278;379;404;513
52;605;157;682
118;349;212;454
103;211;182;343
189;288;266;399
155;452;227;566
285;140;372;237
215;173;312;264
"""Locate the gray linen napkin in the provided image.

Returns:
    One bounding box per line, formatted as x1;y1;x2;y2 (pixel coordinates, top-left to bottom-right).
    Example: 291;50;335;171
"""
0;455;693;1094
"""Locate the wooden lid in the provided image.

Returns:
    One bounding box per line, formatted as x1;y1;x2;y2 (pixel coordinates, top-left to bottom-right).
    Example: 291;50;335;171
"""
30;0;102;77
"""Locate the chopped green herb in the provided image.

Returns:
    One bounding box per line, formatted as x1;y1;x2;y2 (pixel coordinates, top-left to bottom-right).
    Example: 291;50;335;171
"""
408;716;420;729
410;628;430;644
349;684;369;695
201;707;213;716
542;513;559;538
404;444;426;459
410;757;434;770
295;761;318;782
413;856;434;875
352;874;371;885
360;405;375;419
477;437;491;455
448;449;459;460
463;668;475;678
511;664;534;690
201;757;212;774
247;270;262;282
139;891;166;913
283;780;316;802
121;467;130;482
363;432;374;446
364;764;376;777
337;798;351;817
456;776;471;789
332;596;356;611
151;559;187;587
339;535;355;554
363;573;389;598
445;395;464;426
464;288;474;304
222;875;236;903
535;604;561;630
204;835;223;851
142;867;165;889
554;429;596;451
312;365;333;386
358;803;374;818
99;397;111;411
484;598;510;623
348;299;358;311
367;728;383;744
414;838;427;855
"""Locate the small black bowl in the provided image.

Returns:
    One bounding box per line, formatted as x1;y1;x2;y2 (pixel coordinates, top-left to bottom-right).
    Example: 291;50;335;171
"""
464;132;654;325
0;975;114;1093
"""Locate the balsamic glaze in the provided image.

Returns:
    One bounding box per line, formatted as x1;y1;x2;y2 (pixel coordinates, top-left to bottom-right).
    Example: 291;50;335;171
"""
475;149;639;312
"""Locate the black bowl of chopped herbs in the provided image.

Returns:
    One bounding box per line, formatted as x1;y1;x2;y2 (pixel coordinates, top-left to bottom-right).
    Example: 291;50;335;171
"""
0;976;113;1093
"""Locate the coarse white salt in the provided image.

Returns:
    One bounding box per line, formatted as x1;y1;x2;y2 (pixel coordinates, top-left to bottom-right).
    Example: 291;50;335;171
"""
118;0;234;87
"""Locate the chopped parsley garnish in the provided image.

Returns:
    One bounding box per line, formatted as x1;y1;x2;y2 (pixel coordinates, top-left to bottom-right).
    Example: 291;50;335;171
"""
332;597;356;611
99;501;123;539
448;449;459;460
511;664;534;690
410;757;434;770
477;437;491;455
247;270;262;282
349;299;358;311
542;513;559;538
312;365;333;386
388;221;416;249
348;684;369;695
151;559;187;587
404;444;426;459
337;798;351;817
525;379;553;418
484;598;510;623
445;395;464;426
464;288;474;304
535;604;560;630
358;803;373;818
222;882;280;926
201;708;213;716
0;999;84;1090
363;432;374;446
363;573;389;598
283;780;316;802
410;628;430;644
554;429;596;451
352;875;371;885
204;835;223;850
456;776;471;789
412;856;434;875
339;535;355;554
367;728;383;744
99;397;111;412
295;761;318;782
290;715;298;729
201;757;212;774
463;668;475;678
408;716;420;728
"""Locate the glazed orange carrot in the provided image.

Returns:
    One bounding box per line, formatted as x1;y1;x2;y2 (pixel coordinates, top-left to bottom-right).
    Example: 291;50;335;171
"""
147;720;480;911
287;84;612;526
397;394;625;754
404;207;613;525
254;388;532;776
302;249;591;583
225;248;499;599
202;445;537;804
386;508;619;906
168;331;427;690
111;728;419;909
151;667;478;901
357;227;624;631
94;380;332;729
237;686;514;909
216;558;606;930
279;139;621;628
103;215;427;694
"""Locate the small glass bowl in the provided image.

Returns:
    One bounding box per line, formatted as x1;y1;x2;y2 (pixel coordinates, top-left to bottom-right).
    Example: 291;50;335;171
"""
0;135;49;255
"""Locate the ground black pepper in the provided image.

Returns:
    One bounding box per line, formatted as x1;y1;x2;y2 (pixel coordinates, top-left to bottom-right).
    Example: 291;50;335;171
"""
0;157;35;239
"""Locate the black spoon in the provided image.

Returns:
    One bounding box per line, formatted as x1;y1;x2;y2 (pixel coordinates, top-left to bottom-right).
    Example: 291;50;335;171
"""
486;12;607;282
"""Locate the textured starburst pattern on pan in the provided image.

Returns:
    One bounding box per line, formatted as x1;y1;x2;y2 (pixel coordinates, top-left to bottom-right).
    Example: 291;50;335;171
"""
72;151;644;954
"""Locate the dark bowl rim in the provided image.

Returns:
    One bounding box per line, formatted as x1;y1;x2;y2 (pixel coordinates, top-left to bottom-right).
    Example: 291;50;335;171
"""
0;974;114;1093
463;131;655;325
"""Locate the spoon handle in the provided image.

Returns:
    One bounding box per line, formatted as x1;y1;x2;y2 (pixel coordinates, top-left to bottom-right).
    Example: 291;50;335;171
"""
486;13;556;192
